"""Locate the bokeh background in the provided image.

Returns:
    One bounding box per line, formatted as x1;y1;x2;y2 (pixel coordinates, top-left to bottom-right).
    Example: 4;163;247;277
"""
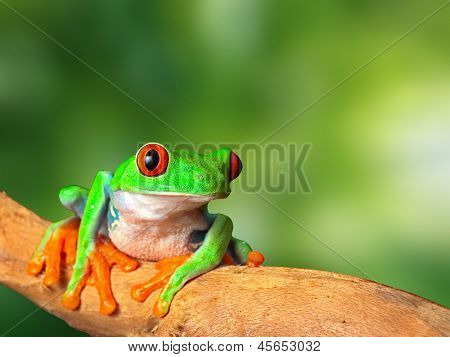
0;0;449;336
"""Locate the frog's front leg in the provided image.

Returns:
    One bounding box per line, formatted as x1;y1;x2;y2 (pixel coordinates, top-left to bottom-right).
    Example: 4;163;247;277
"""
131;214;261;317
60;171;139;315
25;171;136;315
154;215;231;317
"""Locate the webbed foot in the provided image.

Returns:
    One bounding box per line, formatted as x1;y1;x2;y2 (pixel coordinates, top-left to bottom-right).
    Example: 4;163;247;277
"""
28;218;139;315
62;236;139;315
130;251;264;318
223;250;265;267
130;254;192;316
27;218;80;286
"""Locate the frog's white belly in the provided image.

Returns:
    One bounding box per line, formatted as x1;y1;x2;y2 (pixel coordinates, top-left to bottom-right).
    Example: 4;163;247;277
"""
108;191;212;261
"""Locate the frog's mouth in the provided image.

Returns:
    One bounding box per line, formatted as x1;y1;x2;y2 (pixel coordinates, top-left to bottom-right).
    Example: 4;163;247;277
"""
121;184;230;199
114;190;228;207
112;190;226;219
134;191;229;200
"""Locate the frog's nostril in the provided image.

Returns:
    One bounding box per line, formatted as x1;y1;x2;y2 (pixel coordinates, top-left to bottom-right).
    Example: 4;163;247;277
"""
229;151;242;181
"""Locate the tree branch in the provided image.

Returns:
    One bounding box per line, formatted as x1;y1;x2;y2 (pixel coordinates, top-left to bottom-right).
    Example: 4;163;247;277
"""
0;192;448;336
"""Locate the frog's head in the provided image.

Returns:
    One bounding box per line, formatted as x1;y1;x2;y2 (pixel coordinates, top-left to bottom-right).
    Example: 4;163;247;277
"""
111;143;242;199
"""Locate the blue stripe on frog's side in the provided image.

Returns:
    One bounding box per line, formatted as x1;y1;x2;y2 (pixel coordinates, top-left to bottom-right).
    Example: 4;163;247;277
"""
107;199;121;234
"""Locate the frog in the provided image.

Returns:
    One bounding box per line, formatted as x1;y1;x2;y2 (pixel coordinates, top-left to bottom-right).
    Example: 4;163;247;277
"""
27;143;264;317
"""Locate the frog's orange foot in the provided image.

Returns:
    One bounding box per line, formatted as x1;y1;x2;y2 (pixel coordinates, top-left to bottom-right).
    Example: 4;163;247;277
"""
27;218;80;286
246;251;265;267
221;251;265;267
130;254;191;308
62;236;139;315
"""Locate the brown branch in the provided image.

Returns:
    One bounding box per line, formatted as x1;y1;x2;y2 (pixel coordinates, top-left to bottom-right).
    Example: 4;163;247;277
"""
0;192;449;337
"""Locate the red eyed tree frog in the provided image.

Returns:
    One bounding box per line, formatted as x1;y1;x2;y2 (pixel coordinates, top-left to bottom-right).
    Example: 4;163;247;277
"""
27;143;264;317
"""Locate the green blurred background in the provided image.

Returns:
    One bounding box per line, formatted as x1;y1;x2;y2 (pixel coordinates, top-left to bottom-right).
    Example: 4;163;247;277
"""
0;0;449;336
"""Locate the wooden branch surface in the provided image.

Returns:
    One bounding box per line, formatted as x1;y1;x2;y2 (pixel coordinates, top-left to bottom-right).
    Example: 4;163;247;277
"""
0;192;449;336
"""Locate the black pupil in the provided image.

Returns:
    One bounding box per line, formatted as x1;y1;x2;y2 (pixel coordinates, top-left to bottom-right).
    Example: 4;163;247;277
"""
236;157;242;176
144;149;160;171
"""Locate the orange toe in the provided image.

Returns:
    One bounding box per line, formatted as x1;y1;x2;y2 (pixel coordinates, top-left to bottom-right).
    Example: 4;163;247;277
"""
27;253;45;276
131;270;173;302
246;251;265;267
153;298;169;318
64;229;78;264
42;228;65;286
99;298;117;316
62;292;81;311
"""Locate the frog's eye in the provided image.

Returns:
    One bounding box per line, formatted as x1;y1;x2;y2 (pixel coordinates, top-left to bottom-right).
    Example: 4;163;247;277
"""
136;143;169;177
229;151;242;181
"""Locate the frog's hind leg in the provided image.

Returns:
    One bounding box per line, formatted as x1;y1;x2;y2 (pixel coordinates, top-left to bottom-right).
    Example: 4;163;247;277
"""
58;185;89;217
27;217;81;285
27;186;88;285
228;237;265;267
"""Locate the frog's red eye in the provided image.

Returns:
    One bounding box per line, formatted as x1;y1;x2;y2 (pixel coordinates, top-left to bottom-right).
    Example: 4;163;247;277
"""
229;151;242;181
136;143;169;177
